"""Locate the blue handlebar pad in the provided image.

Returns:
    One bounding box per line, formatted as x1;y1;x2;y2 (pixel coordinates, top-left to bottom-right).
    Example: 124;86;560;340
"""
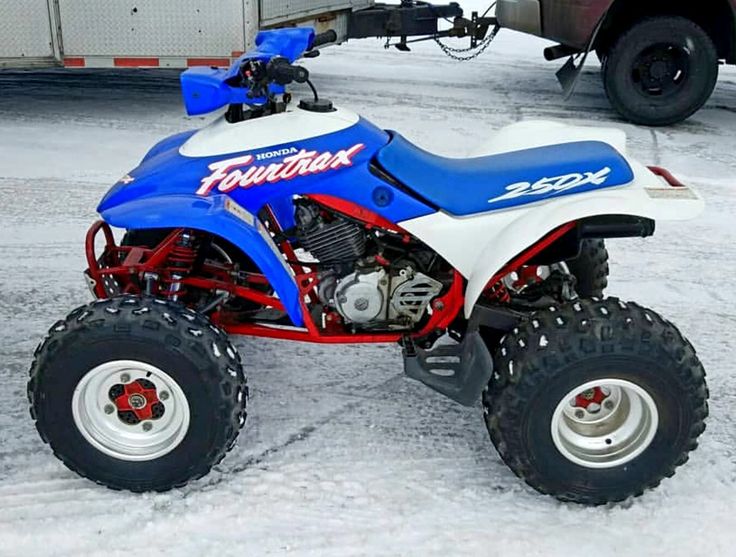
180;27;315;116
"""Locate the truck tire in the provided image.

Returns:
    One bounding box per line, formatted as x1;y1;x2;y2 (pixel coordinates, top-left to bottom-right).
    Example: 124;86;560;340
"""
483;298;708;505
28;295;247;492
565;239;609;298
603;17;718;126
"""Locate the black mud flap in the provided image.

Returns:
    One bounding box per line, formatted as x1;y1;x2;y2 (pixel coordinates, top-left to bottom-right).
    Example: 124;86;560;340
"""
403;331;493;406
556;56;585;100
556;12;607;99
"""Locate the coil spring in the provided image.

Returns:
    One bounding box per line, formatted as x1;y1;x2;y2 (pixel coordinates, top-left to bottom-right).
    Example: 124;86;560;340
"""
163;232;197;298
485;280;510;303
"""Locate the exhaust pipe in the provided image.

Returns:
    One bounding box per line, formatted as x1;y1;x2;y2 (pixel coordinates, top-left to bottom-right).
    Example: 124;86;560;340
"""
544;44;580;61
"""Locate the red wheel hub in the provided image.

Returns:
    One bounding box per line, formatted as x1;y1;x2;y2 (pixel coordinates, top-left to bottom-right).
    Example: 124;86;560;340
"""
511;266;544;290
110;379;164;423
573;386;608;409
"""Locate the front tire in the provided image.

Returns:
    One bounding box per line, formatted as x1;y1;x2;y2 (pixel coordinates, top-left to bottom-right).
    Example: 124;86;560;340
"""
603;17;718;126
483;298;708;504
28;296;247;492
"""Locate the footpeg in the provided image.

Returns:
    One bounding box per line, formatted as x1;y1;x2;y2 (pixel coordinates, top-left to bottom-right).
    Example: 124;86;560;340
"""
403;332;493;406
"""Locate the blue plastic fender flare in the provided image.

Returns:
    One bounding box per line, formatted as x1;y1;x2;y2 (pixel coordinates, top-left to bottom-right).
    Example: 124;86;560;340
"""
100;194;304;326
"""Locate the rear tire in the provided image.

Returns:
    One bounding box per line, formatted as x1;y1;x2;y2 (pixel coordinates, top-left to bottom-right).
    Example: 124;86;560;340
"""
28;295;247;492
483;298;708;504
566;238;609;298
603;17;718;126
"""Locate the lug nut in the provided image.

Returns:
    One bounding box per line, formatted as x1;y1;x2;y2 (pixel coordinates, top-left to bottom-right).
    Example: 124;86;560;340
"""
120;373;131;383
159;390;169;401
588;403;601;414
142;422;153;432
104;404;115;415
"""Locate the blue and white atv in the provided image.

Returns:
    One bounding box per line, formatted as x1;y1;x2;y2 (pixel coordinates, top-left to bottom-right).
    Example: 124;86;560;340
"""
28;28;708;504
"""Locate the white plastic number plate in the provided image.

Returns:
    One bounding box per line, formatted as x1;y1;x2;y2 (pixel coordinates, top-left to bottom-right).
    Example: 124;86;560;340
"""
645;187;699;200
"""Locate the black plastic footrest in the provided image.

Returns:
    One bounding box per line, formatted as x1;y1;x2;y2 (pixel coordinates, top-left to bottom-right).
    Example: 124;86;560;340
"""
403;331;493;406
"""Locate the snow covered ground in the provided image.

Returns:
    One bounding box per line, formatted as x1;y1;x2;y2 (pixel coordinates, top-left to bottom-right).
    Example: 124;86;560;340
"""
1;14;736;557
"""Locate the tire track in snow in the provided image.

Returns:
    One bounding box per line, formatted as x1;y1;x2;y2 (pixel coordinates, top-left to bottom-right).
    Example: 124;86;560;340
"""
191;372;408;493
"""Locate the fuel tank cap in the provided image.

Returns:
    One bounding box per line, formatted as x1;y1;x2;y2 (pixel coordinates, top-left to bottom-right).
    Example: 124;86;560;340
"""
299;98;335;113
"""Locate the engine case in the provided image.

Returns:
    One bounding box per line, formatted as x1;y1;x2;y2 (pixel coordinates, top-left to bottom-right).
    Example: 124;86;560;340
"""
333;266;443;327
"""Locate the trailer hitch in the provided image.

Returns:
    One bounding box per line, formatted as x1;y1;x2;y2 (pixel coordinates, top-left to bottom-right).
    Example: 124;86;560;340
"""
449;11;497;47
348;1;498;55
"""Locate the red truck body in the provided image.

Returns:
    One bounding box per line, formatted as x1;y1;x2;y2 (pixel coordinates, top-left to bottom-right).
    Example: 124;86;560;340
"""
497;0;736;60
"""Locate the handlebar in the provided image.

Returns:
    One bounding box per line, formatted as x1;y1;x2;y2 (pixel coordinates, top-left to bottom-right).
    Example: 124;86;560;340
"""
267;57;310;85
236;28;337;101
183;27;332;115
311;30;337;49
240;29;336;88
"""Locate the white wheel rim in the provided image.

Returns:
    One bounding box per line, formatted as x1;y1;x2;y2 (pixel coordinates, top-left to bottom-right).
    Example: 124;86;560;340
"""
72;360;190;461
550;378;659;469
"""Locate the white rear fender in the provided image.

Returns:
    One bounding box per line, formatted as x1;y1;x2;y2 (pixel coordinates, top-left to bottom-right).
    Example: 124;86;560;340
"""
398;160;704;319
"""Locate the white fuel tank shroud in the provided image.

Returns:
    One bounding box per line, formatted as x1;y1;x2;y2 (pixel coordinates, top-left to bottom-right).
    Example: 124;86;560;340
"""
398;157;705;319
179;105;360;157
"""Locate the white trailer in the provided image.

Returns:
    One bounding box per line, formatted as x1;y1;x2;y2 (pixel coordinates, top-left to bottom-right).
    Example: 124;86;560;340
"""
0;0;373;69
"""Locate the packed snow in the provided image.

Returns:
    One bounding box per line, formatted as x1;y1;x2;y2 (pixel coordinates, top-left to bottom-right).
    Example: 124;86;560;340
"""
1;8;735;556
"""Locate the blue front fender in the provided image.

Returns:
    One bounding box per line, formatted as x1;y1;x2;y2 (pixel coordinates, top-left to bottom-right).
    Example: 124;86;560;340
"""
100;194;304;326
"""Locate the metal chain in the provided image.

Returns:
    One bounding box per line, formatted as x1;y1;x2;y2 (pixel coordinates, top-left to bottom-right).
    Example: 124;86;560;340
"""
434;25;500;61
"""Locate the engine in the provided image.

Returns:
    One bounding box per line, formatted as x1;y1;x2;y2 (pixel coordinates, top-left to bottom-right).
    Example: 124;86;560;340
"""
295;202;366;265
294;201;444;329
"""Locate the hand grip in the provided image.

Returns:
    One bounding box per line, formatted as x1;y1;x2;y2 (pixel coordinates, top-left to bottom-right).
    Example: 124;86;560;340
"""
312;30;337;48
268;57;310;85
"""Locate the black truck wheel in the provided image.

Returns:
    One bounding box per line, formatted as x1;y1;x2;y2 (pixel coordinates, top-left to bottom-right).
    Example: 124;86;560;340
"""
483;298;708;505
565;238;609;298
28;295;247;492
603;17;718;126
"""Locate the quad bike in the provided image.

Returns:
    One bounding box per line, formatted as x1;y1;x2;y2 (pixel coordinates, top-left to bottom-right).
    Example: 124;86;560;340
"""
28;28;708;504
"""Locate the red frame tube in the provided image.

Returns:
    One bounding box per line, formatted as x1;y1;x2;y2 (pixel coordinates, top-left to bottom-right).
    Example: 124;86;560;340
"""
85;213;578;345
220;269;464;343
217;202;465;343
483;222;578;292
306;194;406;234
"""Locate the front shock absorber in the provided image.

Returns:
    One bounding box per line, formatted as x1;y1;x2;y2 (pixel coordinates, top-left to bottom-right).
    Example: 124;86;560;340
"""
164;231;198;301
